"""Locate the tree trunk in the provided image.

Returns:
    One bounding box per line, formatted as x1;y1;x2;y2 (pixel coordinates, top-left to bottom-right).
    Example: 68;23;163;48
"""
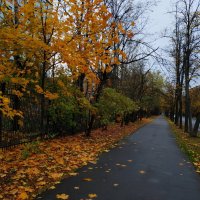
192;113;200;137
84;71;107;136
179;71;184;129
40;56;46;138
85;114;95;137
0;82;6;143
77;73;85;92
184;66;192;133
13;1;21;132
13;93;20;132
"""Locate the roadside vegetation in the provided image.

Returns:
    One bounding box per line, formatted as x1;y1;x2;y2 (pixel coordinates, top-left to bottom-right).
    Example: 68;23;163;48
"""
168;119;200;174
161;1;200;168
0;118;151;199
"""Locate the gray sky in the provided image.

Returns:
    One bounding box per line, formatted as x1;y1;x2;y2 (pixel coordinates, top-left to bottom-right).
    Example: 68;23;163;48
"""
146;0;174;53
146;0;200;86
143;0;173;77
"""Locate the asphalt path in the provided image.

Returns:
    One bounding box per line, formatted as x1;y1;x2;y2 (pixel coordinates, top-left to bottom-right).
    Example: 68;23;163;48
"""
37;116;200;200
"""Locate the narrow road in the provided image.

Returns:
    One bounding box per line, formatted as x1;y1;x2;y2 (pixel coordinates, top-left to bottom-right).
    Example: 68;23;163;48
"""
37;117;200;200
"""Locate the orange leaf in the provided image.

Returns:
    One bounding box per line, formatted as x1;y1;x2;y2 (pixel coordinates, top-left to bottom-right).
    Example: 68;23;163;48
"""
17;192;29;200
56;193;69;199
88;193;97;198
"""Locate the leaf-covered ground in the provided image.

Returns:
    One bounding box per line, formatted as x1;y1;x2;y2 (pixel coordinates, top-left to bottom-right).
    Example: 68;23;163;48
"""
168;120;200;174
0;119;151;200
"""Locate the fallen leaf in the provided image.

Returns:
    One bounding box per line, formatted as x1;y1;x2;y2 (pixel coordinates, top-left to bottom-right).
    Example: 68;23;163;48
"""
50;186;56;190
24;187;34;192
0;174;6;178
56;193;69;199
83;178;93;182
127;160;133;162
139;170;146;174
69;172;78;176
88;167;93;170
50;173;63;180
37;181;46;186
17;192;29;200
179;163;184;166
89;161;97;164
9;189;18;196
88;193;97;198
74;186;80;190
113;183;119;187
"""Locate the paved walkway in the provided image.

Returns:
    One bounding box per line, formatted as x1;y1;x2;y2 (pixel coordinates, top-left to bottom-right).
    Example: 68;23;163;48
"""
37;117;200;200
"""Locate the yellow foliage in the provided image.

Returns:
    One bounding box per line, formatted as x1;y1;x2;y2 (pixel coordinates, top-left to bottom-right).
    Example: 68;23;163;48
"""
17;192;29;200
56;193;69;200
45;91;59;100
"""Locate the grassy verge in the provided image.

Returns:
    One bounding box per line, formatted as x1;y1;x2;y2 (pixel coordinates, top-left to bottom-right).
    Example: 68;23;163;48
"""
0;118;153;200
167;119;200;174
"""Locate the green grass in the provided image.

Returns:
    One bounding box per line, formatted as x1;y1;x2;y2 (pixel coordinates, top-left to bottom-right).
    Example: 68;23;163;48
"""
167;119;200;174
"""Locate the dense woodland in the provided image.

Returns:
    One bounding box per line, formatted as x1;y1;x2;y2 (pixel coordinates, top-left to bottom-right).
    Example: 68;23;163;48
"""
0;0;200;150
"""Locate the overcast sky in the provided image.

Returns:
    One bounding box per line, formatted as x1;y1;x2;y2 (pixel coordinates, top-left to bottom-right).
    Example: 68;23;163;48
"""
146;0;200;86
141;0;173;77
148;0;173;48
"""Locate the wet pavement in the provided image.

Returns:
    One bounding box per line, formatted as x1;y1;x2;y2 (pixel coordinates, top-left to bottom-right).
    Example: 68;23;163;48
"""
37;116;200;200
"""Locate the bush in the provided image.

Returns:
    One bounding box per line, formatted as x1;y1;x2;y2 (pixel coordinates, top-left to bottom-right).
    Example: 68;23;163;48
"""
48;85;96;135
21;141;40;159
96;88;138;127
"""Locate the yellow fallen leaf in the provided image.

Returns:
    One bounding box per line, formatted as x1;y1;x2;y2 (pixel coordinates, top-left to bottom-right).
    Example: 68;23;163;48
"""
139;170;146;174
56;158;65;165
88;167;93;170
56;193;69;199
50;173;63;180
10;189;18;195
26;167;40;175
24;187;34;193
113;183;119;187
127;160;133;162
37;181;46;186
69;172;78;176
83;178;93;182
0;174;6;178
88;193;97;198
116;163;121;166
89;160;97;164
74;186;80;190
50;186;56;190
17;192;29;200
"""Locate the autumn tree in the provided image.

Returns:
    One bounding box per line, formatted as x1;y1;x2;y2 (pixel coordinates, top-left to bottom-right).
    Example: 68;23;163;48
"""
190;86;200;136
104;0;157;89
168;4;185;128
0;0;148;144
177;0;200;134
